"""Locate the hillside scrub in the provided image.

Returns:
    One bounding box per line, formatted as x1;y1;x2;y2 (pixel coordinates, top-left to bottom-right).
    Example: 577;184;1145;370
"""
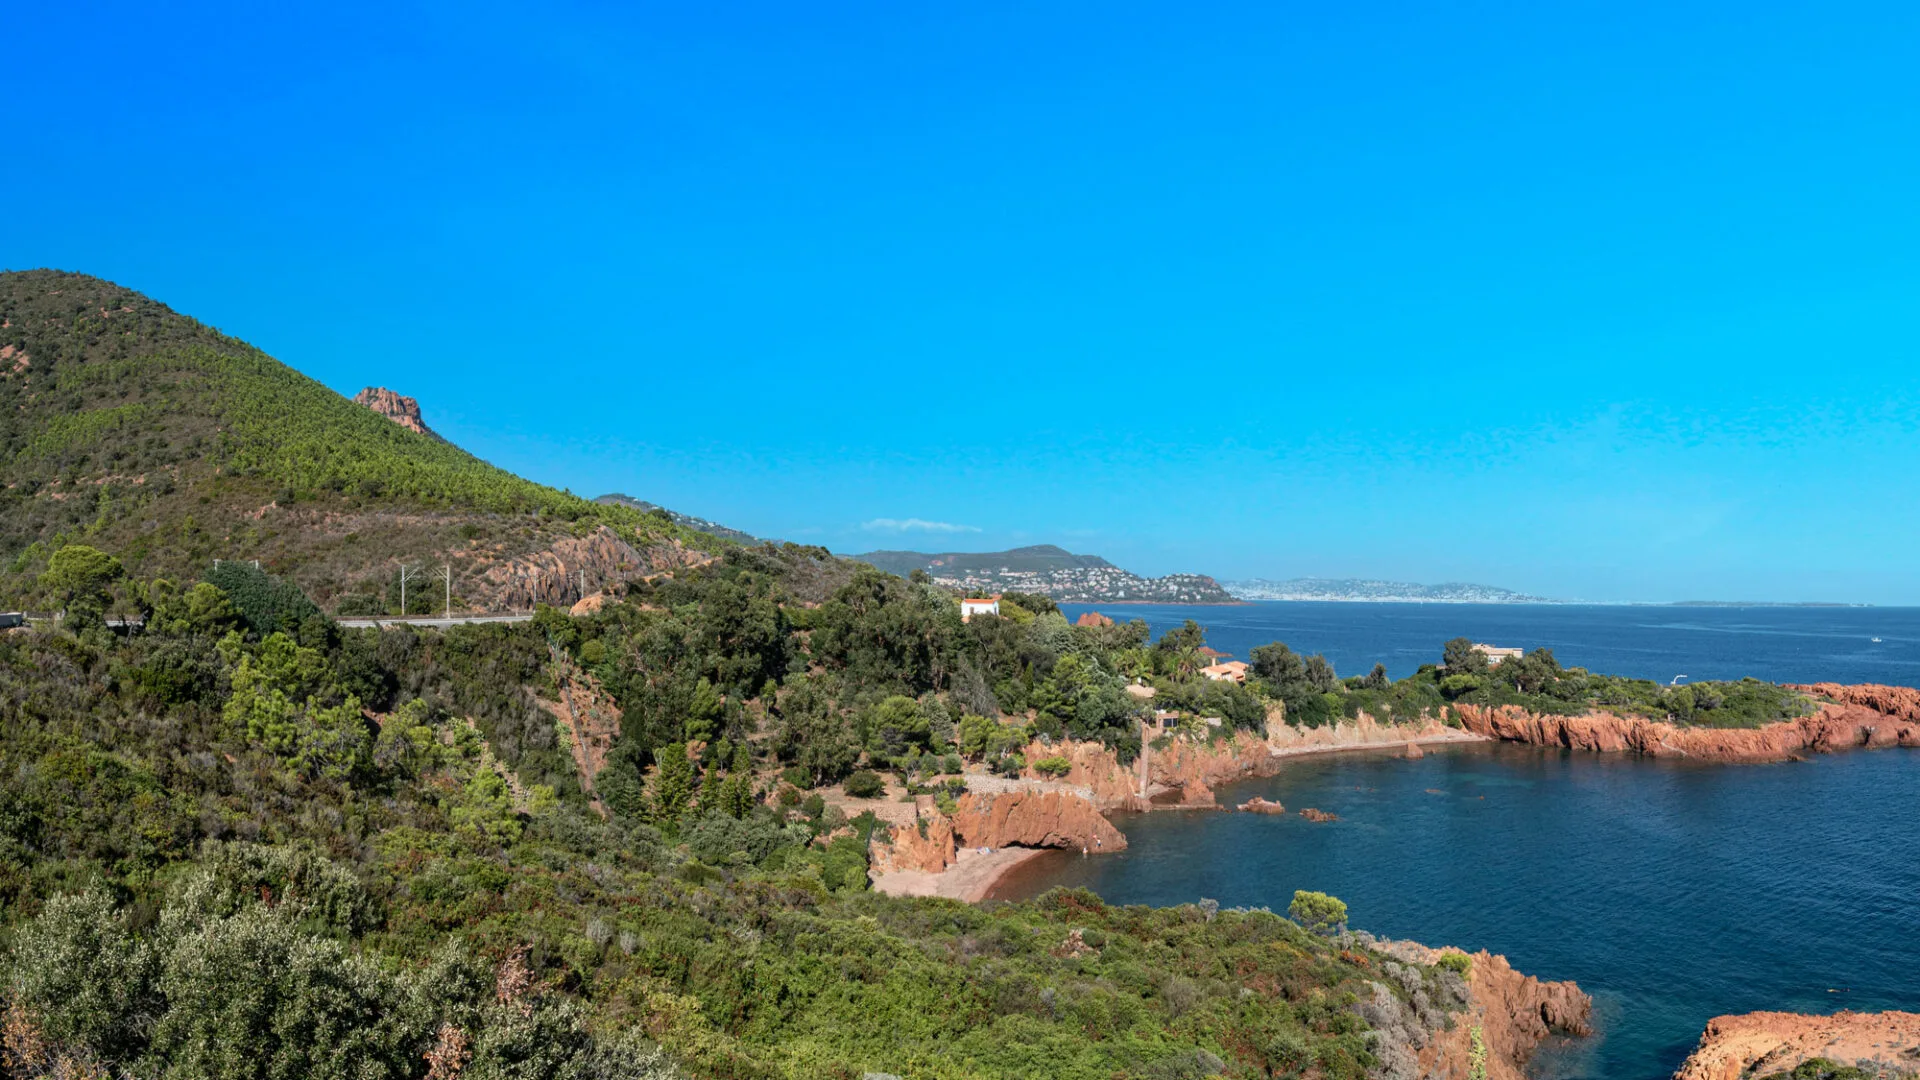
0;552;1474;1078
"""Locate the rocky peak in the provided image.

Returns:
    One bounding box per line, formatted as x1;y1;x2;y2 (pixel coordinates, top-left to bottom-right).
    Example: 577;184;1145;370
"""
353;386;433;437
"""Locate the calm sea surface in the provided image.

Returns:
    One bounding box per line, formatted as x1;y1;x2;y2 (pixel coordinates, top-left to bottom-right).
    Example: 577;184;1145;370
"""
998;603;1920;1079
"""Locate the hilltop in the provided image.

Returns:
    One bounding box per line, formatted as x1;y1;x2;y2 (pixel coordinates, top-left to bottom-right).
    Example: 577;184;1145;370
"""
855;543;1235;603
0;270;727;613
1226;577;1557;603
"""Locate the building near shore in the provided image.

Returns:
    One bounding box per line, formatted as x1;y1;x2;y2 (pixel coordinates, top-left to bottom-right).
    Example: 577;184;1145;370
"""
1201;660;1249;683
1473;643;1524;665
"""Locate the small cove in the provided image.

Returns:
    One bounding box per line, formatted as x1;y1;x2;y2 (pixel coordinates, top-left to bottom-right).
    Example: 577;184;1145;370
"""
990;743;1920;1079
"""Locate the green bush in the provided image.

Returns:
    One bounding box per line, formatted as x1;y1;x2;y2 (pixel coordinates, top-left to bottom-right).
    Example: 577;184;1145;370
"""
1288;890;1349;936
842;770;885;799
1032;755;1073;779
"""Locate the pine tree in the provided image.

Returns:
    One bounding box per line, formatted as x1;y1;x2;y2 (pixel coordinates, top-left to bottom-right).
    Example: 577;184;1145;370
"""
718;773;754;819
650;744;694;828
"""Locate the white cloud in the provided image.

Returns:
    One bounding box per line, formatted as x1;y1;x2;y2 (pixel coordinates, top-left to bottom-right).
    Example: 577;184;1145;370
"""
861;517;982;535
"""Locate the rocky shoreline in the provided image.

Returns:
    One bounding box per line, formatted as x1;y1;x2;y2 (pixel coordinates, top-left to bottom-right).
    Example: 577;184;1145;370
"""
867;681;1920;1077
1453;683;1920;763
1674;1009;1920;1080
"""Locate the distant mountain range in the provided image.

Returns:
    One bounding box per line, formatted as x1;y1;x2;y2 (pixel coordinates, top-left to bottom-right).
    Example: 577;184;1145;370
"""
595;494;764;545
1224;578;1557;603
855;545;1235;604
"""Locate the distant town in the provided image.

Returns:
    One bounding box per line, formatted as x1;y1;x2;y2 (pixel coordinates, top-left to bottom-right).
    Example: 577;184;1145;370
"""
1224;578;1555;603
853;545;1235;604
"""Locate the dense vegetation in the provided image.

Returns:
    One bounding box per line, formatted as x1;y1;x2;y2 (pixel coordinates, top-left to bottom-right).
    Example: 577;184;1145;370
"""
0;544;1497;1079
0;270;721;615
1267;637;1814;731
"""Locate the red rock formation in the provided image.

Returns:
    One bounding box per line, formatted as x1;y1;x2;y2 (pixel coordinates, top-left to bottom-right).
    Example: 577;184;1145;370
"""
1404;741;1425;759
1674;1010;1920;1080
1074;611;1115;628
1382;942;1593;1080
353;386;434;436
950;790;1127;852
873;789;1126;876
477;525;712;610
1791;682;1920;722
1454;693;1920;764
1237;796;1285;814
874;811;957;875
1298;807;1337;822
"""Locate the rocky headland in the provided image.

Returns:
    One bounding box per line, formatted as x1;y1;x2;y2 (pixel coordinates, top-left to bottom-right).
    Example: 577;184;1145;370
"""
1674;1009;1920;1080
1453;685;1920;763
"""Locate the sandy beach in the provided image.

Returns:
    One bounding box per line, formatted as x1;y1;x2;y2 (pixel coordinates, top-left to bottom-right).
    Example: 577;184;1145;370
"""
872;844;1052;902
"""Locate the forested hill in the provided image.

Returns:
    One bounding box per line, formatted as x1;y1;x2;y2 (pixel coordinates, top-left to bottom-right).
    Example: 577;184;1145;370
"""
856;544;1235;604
0;270;722;614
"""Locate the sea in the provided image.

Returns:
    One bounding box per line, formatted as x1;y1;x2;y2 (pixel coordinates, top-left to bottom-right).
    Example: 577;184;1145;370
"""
992;602;1920;1080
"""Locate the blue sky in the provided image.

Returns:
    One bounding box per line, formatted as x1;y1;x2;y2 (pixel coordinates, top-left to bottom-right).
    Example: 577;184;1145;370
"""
7;2;1920;603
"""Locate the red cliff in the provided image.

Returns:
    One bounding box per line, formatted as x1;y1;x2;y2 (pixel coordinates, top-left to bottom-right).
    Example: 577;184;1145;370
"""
1453;692;1920;763
872;789;1124;877
1674;1010;1920;1080
1378;941;1593;1080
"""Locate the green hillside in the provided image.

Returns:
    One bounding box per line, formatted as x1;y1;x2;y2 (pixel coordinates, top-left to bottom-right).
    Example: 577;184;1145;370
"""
0;270;718;612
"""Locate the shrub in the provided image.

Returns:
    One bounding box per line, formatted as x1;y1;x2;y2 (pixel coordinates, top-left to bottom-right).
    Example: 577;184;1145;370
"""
1032;755;1073;779
1436;951;1472;976
1288;890;1348;935
842;770;885;799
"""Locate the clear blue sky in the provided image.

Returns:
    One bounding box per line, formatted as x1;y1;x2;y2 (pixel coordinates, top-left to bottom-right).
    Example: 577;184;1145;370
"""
7;2;1920;603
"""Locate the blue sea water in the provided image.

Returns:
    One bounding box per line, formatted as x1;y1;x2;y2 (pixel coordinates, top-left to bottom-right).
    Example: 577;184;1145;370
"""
997;603;1920;1079
1058;600;1920;686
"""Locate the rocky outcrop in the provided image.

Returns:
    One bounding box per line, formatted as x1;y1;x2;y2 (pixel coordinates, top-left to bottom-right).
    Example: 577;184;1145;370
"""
1238;796;1285;814
353;386;435;437
1454;694;1920;764
1299;807;1338;822
871;789;1124;878
1372;939;1593;1080
873;807;957;876
477;526;713;610
1674;1010;1920;1080
950;790;1126;853
1074;611;1115;628
1791;683;1920;723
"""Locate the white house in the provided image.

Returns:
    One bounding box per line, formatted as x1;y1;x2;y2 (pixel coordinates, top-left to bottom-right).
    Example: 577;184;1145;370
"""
960;595;1001;621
